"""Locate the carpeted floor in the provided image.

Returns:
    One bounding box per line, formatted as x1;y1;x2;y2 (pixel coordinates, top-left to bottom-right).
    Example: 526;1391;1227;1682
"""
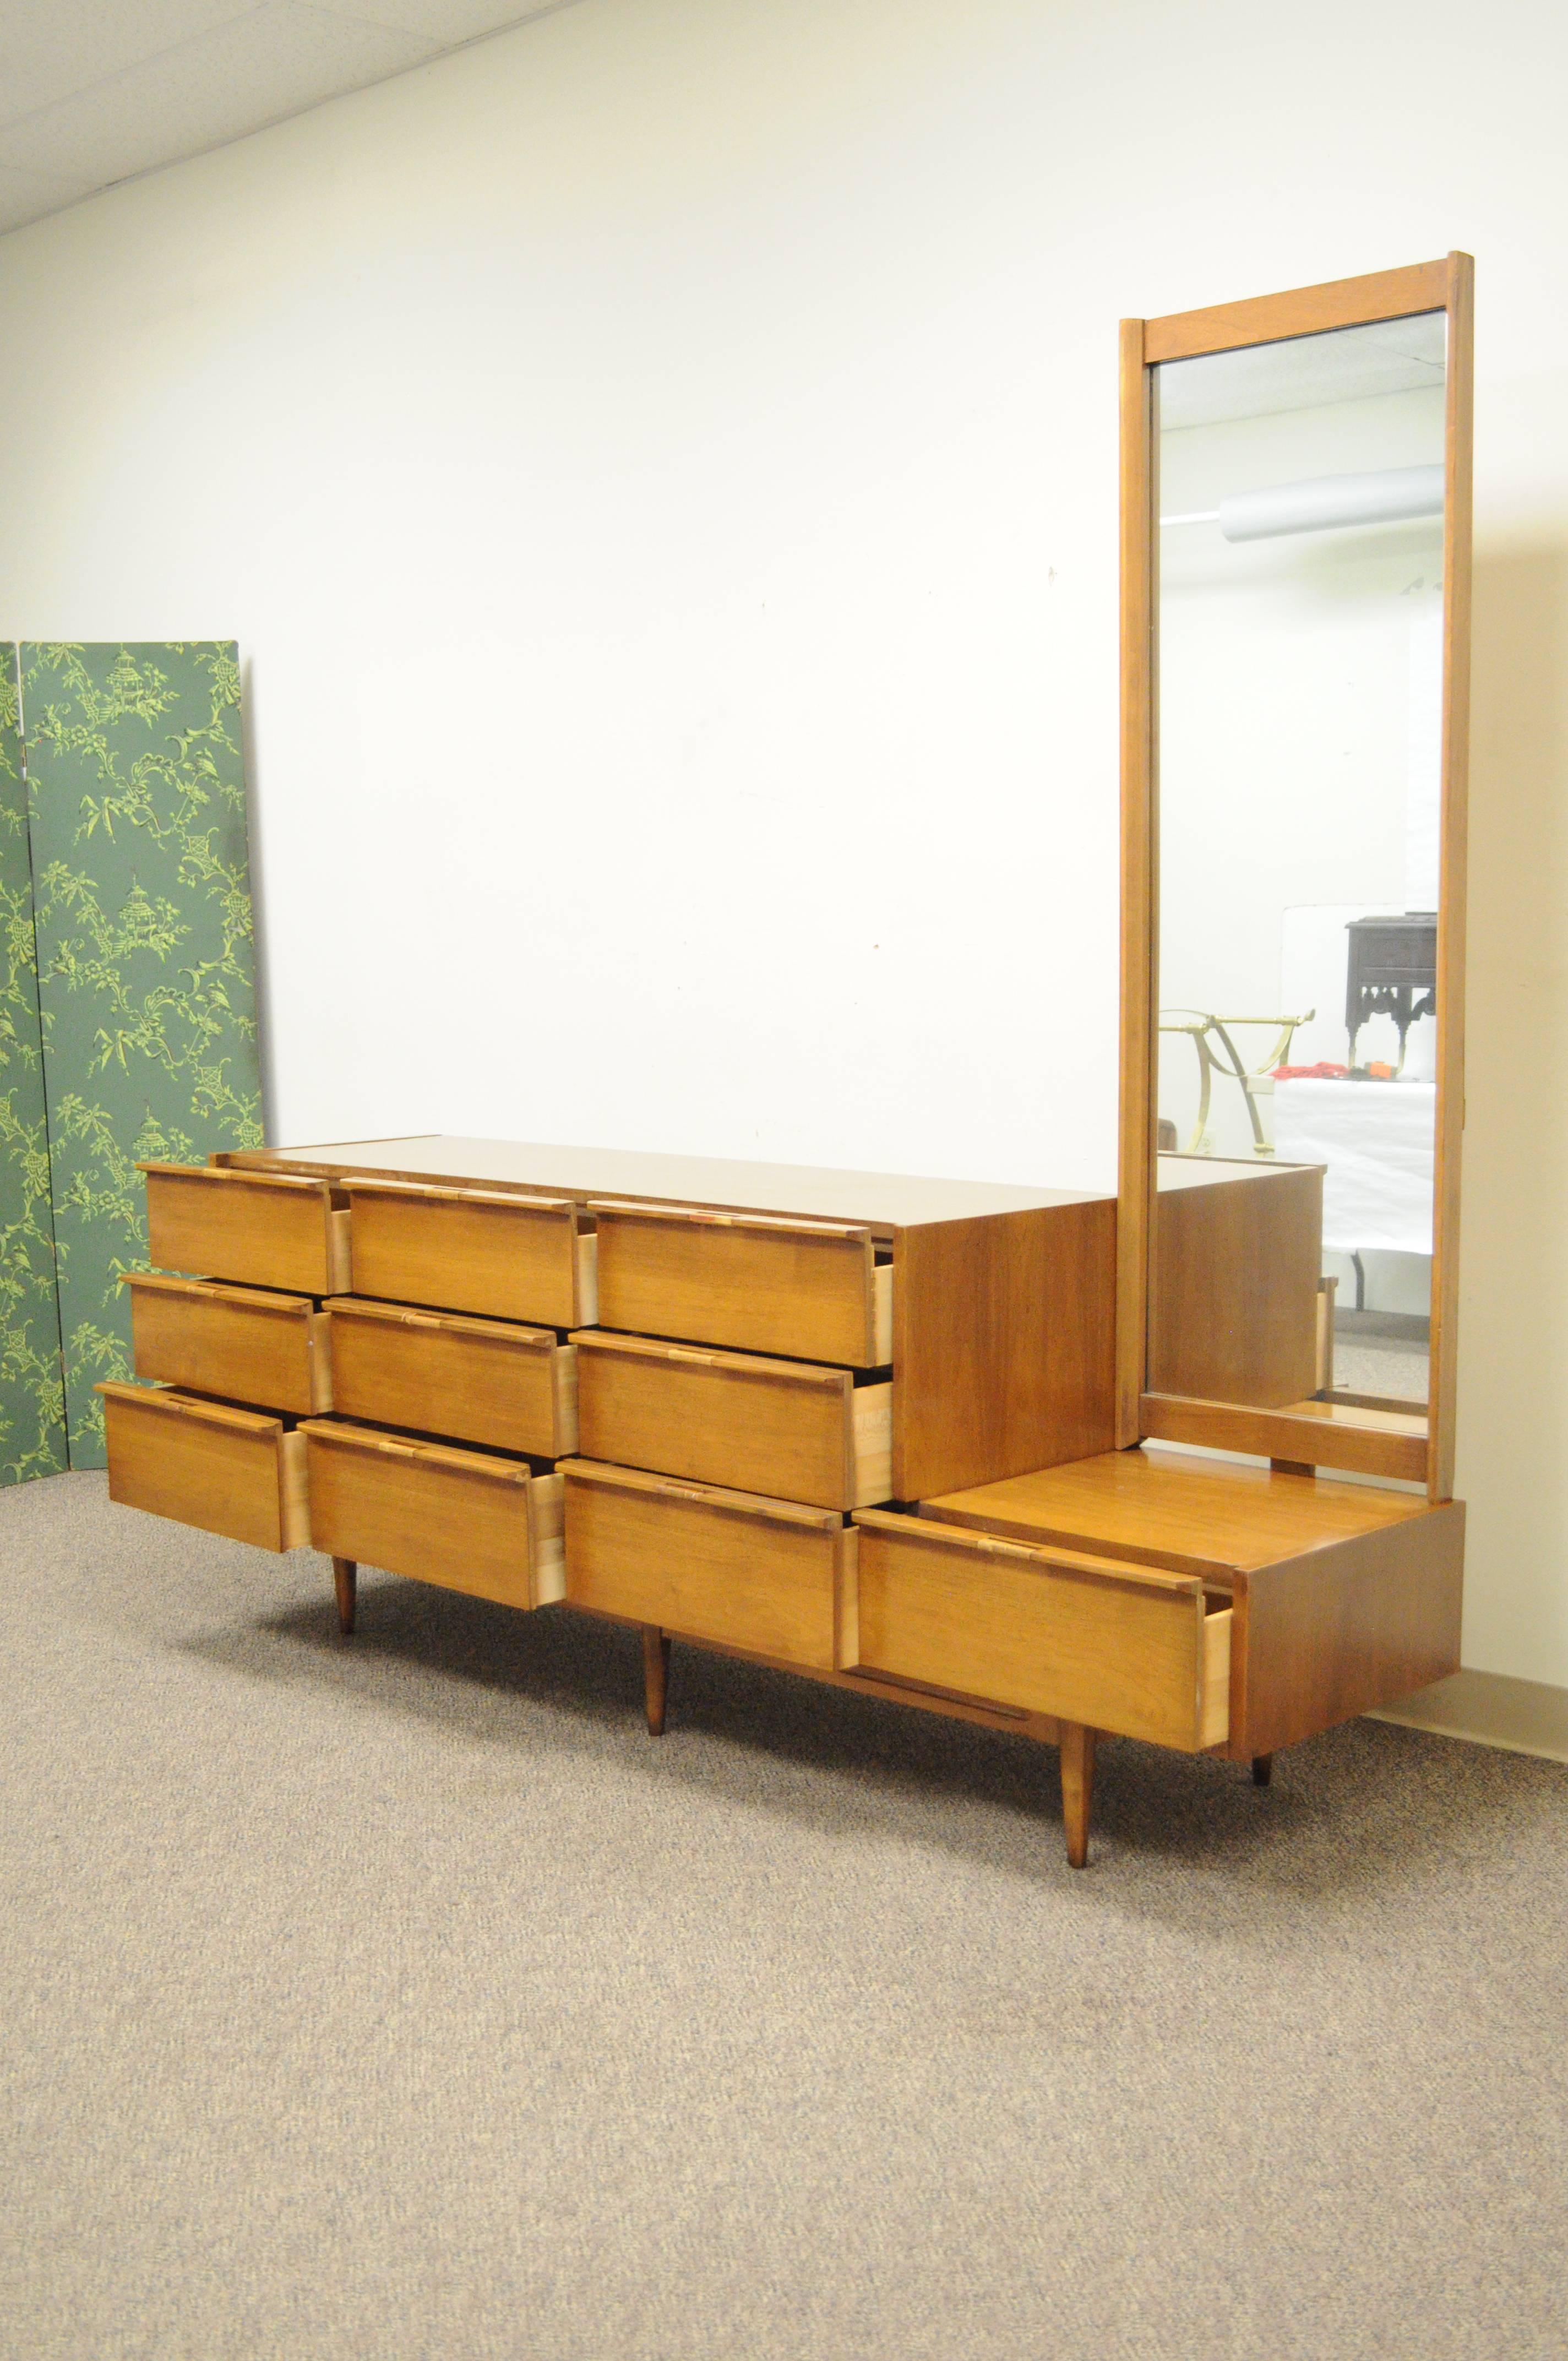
2;1473;1565;2360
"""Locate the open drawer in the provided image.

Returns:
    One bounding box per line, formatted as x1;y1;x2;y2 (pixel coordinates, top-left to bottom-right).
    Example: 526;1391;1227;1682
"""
850;1509;1231;1750
591;1201;893;1367
100;1381;309;1552
301;1419;564;1609
126;1273;331;1415
143;1161;350;1294
323;1297;577;1457
342;1179;596;1326
562;1457;856;1671
573;1329;890;1510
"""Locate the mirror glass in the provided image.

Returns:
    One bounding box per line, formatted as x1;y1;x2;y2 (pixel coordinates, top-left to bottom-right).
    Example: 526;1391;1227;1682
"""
1153;312;1446;1421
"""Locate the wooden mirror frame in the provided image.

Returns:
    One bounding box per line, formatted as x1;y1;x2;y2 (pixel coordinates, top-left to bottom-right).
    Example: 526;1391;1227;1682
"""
1117;254;1474;1503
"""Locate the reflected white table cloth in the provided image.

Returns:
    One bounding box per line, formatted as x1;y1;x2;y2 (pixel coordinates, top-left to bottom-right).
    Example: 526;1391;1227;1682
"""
1271;1079;1435;1255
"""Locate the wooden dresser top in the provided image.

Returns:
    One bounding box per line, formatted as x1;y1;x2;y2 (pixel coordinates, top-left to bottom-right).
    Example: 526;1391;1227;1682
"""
220;1135;1109;1234
920;1446;1440;1576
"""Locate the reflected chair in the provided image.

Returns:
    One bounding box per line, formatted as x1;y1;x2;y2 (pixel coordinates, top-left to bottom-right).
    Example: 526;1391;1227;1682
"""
1159;1010;1314;1154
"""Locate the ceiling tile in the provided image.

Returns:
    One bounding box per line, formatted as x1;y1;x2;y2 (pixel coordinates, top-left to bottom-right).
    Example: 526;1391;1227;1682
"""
0;2;255;126
0;2;440;189
0;158;101;236
335;0;562;40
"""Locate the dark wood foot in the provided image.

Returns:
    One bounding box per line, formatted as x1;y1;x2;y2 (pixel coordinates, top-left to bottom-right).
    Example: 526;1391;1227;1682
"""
1252;1753;1273;1787
1271;1458;1314;1477
333;1557;357;1636
1060;1722;1097;1869
643;1626;671;1736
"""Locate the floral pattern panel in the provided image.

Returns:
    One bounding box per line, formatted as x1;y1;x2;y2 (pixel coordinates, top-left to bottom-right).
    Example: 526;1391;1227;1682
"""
0;645;67;1483
21;644;263;1467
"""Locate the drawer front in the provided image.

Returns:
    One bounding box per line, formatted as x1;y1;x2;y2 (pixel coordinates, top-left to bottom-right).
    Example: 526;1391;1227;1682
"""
324;1298;576;1457
563;1459;853;1670
573;1330;890;1510
344;1180;593;1325
302;1421;563;1608
101;1382;307;1553
851;1512;1231;1750
143;1162;349;1294
127;1274;330;1415
592;1201;891;1367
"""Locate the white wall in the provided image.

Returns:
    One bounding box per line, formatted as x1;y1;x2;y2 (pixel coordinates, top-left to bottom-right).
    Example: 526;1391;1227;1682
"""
0;0;1564;1685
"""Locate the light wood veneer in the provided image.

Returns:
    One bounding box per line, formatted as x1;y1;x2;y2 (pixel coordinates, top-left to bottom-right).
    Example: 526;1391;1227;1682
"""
573;1328;890;1510
919;1448;1462;1759
100;1382;308;1553
562;1457;854;1672
344;1178;595;1326
1151;1158;1321;1410
126;1273;332;1416
143;1161;350;1296
852;1509;1231;1751
105;1132;1464;1869
302;1420;564;1611
324;1296;578;1458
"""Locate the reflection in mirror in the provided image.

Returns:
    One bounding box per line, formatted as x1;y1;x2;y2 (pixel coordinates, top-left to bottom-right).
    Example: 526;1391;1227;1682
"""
1154;312;1446;1418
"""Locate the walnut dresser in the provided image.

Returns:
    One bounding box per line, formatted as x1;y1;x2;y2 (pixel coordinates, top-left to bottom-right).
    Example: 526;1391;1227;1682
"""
100;1135;1462;1868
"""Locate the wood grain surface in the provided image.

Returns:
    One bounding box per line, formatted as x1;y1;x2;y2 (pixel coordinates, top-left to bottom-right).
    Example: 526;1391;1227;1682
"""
1429;251;1474;1503
852;1509;1225;1751
573;1329;889;1509
1142;258;1450;363
562;1457;850;1670
100;1381;304;1552
218;1136;1109;1233
1150;1160;1322;1409
892;1202;1116;1501
1140;1392;1428;1483
127;1273;329;1416
1059;1722;1097;1868
1118;311;1157;1446
1233;1500;1464;1755
144;1162;346;1295
302;1419;557;1608
324;1296;575;1457
919;1446;1433;1576
344;1180;586;1325
592;1203;880;1367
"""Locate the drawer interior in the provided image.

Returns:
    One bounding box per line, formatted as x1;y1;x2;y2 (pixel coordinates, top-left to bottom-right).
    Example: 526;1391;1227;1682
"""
143;1162;349;1295
591;1201;888;1367
101;1381;308;1553
302;1418;563;1609
851;1510;1229;1750
324;1297;576;1457
127;1273;330;1416
344;1179;594;1325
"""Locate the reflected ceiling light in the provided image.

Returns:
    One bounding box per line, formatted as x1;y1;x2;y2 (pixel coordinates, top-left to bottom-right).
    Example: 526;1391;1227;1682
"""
1161;463;1444;541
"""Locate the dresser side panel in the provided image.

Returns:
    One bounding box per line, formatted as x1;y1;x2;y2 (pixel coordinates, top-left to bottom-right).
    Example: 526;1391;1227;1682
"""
1238;1499;1465;1756
892;1201;1117;1501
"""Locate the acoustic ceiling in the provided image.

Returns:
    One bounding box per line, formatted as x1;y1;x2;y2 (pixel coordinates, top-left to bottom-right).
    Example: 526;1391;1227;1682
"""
0;0;571;236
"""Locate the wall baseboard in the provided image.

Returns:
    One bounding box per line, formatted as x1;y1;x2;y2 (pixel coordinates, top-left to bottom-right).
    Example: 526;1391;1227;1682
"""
1367;1669;1568;1764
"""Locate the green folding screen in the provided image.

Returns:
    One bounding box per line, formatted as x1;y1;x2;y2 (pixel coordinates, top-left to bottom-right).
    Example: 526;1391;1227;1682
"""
0;648;66;1482
0;643;262;1477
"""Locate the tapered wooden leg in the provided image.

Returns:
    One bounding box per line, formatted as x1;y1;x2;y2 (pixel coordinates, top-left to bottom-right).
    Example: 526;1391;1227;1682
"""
1060;1722;1097;1869
1252;1753;1273;1787
643;1626;671;1736
333;1557;357;1636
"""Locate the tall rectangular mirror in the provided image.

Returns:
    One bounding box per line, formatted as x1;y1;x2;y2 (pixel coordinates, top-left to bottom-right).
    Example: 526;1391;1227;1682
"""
1118;257;1473;1499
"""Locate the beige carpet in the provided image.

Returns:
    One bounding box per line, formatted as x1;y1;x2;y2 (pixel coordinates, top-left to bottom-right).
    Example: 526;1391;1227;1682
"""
2;1472;1565;2360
